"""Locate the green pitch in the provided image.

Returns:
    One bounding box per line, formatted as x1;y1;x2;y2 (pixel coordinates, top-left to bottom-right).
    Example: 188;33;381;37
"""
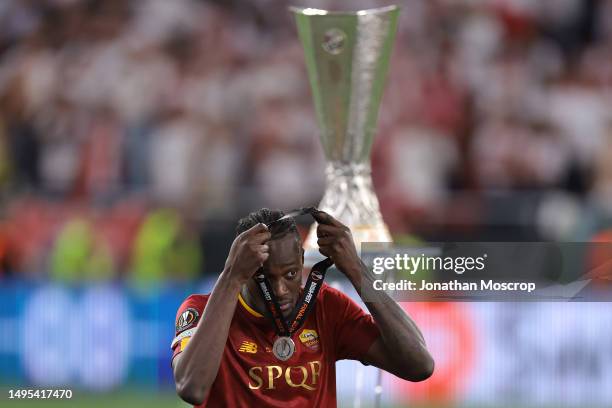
0;390;431;408
1;391;589;408
1;391;189;408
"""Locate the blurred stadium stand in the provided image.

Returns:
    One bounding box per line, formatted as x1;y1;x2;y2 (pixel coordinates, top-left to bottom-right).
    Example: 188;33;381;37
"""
1;0;612;278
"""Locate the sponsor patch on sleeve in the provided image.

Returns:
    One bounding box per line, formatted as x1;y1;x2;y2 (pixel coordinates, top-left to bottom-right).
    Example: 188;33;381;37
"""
176;308;199;332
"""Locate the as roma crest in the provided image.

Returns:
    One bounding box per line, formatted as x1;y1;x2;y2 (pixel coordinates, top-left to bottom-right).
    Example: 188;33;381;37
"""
299;329;320;351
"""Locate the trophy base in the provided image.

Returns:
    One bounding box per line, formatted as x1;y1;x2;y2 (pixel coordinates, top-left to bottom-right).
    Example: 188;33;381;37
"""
304;226;391;267
303;162;391;267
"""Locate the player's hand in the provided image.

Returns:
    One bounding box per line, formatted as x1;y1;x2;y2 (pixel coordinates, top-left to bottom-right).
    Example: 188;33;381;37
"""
312;211;361;279
224;223;271;284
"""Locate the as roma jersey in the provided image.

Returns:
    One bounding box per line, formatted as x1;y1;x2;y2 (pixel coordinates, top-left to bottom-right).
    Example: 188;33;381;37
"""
171;283;380;407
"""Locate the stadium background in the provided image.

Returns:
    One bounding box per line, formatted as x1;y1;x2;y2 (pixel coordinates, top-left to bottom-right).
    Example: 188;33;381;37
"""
1;0;612;407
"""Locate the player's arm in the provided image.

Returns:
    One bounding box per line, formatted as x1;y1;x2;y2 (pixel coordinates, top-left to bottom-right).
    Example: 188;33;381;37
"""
172;223;270;405
313;211;434;382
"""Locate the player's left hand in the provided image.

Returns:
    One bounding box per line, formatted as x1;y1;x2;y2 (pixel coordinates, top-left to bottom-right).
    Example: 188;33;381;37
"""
312;210;362;280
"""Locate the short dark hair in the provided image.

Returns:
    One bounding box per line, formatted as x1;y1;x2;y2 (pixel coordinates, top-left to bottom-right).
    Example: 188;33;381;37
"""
236;208;300;241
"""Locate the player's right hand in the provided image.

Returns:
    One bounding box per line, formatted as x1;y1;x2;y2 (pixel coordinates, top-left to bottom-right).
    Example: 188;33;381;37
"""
224;223;271;284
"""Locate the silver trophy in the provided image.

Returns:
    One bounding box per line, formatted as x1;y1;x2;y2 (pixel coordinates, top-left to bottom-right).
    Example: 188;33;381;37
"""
290;6;399;256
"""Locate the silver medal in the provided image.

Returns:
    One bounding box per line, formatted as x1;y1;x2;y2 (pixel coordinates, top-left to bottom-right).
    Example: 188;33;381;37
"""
272;336;295;361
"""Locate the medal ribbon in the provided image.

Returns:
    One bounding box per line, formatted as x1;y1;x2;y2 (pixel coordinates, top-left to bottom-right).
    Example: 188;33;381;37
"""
254;257;333;337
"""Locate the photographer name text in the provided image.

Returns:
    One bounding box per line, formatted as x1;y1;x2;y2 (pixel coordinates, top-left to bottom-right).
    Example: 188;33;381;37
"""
373;279;536;293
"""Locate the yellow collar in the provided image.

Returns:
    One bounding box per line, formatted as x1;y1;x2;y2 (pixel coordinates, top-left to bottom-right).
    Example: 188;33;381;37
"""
238;293;263;318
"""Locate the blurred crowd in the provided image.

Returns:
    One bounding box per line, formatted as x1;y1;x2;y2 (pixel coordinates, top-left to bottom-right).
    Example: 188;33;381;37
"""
1;0;612;280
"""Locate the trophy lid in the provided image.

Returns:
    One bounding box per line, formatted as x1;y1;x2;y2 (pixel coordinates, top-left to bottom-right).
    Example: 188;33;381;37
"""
289;5;398;16
291;5;399;164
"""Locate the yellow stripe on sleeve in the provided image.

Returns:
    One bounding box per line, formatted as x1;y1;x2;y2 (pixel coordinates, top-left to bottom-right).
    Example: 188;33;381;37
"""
180;337;191;351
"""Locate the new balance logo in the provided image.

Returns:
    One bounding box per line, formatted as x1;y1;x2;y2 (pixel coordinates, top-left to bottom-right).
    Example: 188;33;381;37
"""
239;341;258;354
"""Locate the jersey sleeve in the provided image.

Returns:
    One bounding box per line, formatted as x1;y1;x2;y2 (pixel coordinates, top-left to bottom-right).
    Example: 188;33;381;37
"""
325;286;380;361
171;294;208;363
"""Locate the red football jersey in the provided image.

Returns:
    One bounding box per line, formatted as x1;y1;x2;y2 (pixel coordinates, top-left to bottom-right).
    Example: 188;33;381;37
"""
171;283;380;407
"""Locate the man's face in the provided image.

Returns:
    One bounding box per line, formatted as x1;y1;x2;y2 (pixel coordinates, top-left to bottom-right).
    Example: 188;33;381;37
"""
247;233;304;319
